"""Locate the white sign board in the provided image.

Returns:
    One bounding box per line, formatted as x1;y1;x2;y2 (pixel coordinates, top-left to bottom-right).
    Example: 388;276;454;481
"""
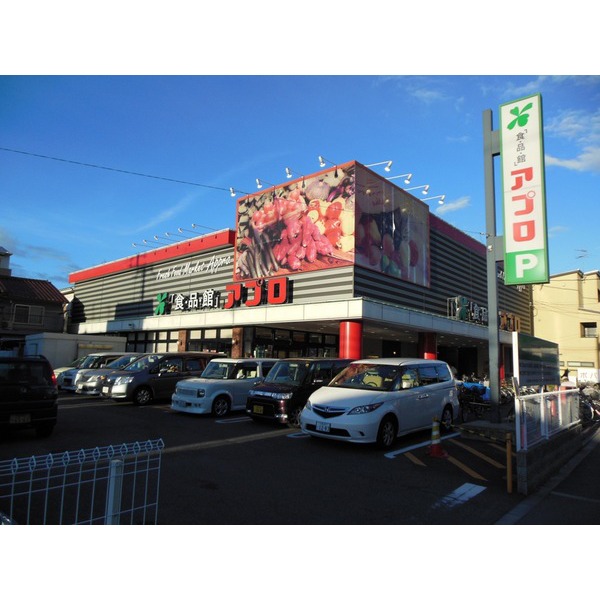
577;368;599;384
500;94;549;285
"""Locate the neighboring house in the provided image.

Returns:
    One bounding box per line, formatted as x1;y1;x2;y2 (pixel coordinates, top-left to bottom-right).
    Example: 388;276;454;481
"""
0;247;67;353
532;270;600;382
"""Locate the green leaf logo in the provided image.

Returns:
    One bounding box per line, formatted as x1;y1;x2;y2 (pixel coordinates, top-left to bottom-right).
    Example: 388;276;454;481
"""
507;102;533;130
155;292;169;315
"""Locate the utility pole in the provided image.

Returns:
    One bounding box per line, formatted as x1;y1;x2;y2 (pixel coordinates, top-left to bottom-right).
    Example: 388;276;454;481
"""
483;109;502;423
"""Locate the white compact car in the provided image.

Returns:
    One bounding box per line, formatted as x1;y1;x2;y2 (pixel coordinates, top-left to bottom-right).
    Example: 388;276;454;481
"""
300;358;458;449
171;358;277;417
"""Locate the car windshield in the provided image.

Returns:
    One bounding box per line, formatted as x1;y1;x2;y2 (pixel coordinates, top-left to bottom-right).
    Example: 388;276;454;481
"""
201;361;235;379
330;363;401;391
106;355;140;369
123;354;163;372
263;361;309;386
80;355;107;368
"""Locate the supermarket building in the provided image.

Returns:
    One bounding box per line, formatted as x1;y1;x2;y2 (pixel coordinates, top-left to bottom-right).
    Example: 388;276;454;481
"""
67;161;532;380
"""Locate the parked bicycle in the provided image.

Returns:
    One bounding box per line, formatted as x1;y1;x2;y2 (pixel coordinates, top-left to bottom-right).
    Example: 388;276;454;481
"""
579;384;600;424
457;381;489;421
457;377;518;422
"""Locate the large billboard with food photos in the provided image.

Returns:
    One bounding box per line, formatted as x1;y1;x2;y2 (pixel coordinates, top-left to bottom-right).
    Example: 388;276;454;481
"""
233;161;430;287
354;165;430;287
234;162;356;281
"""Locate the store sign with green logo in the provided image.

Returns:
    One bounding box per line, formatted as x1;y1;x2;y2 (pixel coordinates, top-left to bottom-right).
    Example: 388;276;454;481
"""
499;93;549;285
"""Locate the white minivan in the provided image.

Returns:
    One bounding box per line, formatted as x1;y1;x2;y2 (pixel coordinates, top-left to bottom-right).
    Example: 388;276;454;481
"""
300;358;458;449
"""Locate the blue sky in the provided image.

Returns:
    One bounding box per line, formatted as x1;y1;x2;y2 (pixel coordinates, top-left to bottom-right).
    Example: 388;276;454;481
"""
1;5;598;293
2;74;598;290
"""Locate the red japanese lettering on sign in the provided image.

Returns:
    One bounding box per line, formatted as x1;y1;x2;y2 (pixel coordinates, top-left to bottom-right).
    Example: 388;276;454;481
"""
223;283;243;309
510;167;534;191
267;277;288;304
224;277;289;309
513;221;536;242
244;280;264;307
509;169;537;242
511;191;535;216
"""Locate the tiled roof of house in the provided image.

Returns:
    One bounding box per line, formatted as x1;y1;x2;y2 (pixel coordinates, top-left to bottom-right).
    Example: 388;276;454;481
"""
0;276;67;304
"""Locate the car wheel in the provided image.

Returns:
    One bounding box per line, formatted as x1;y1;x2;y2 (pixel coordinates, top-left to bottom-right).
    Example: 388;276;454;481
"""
133;387;153;406
35;424;54;438
376;416;397;449
440;405;454;432
212;396;230;417
288;406;302;428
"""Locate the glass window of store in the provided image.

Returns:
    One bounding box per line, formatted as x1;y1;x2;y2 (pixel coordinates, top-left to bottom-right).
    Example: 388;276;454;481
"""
187;328;232;355
247;327;338;359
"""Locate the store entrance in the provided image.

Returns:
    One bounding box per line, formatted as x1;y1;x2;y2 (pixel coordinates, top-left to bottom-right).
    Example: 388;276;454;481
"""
249;327;338;359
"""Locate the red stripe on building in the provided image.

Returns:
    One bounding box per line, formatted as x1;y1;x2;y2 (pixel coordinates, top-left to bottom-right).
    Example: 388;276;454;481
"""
68;229;236;284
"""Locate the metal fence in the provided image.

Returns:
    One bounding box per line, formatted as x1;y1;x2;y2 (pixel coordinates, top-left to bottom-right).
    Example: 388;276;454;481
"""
0;439;164;525
515;388;580;452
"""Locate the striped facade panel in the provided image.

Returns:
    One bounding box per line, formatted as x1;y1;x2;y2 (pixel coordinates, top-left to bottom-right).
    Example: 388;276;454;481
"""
354;228;533;334
72;248;355;325
287;266;354;303
71;247;236;324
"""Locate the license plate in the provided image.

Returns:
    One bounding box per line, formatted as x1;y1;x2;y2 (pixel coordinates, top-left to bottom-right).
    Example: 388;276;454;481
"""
316;421;330;433
102;386;109;393
10;414;31;424
253;405;264;414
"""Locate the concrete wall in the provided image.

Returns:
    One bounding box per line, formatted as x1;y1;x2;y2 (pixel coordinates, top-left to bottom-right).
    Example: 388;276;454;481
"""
516;424;583;495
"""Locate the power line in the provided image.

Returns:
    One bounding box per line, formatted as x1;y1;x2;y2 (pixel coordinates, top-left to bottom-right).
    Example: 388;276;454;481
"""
0;146;234;193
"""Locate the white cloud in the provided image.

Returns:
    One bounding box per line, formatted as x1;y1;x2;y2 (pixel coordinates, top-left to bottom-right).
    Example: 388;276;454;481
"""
548;225;569;238
546;108;600;144
545;107;600;173
546;146;600;172
128;194;196;234
435;195;471;215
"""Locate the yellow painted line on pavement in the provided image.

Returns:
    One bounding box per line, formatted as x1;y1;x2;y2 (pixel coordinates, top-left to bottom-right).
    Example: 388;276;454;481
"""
446;456;487;481
405;452;426;466
487;442;506;453
449;439;505;469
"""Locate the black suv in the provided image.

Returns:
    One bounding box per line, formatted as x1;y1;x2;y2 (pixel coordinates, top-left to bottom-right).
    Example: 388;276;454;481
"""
0;355;58;438
246;358;352;427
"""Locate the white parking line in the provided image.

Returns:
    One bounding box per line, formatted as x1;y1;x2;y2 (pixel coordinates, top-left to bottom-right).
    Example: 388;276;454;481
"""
162;429;291;455
384;432;461;459
215;416;252;424
432;483;486;509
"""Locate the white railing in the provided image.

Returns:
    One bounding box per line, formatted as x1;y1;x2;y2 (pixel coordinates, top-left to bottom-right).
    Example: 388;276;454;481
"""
0;439;164;525
514;389;580;452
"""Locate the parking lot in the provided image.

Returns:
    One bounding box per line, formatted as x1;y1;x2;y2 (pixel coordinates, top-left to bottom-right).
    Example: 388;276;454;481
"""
0;392;527;525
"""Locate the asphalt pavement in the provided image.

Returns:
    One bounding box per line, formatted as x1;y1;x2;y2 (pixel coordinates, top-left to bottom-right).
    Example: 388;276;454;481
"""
496;423;600;524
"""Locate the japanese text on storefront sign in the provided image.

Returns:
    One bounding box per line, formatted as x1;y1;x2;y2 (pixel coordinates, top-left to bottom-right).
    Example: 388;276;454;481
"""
448;296;489;325
154;290;221;315
448;296;520;331
500;93;549;285
224;276;290;309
